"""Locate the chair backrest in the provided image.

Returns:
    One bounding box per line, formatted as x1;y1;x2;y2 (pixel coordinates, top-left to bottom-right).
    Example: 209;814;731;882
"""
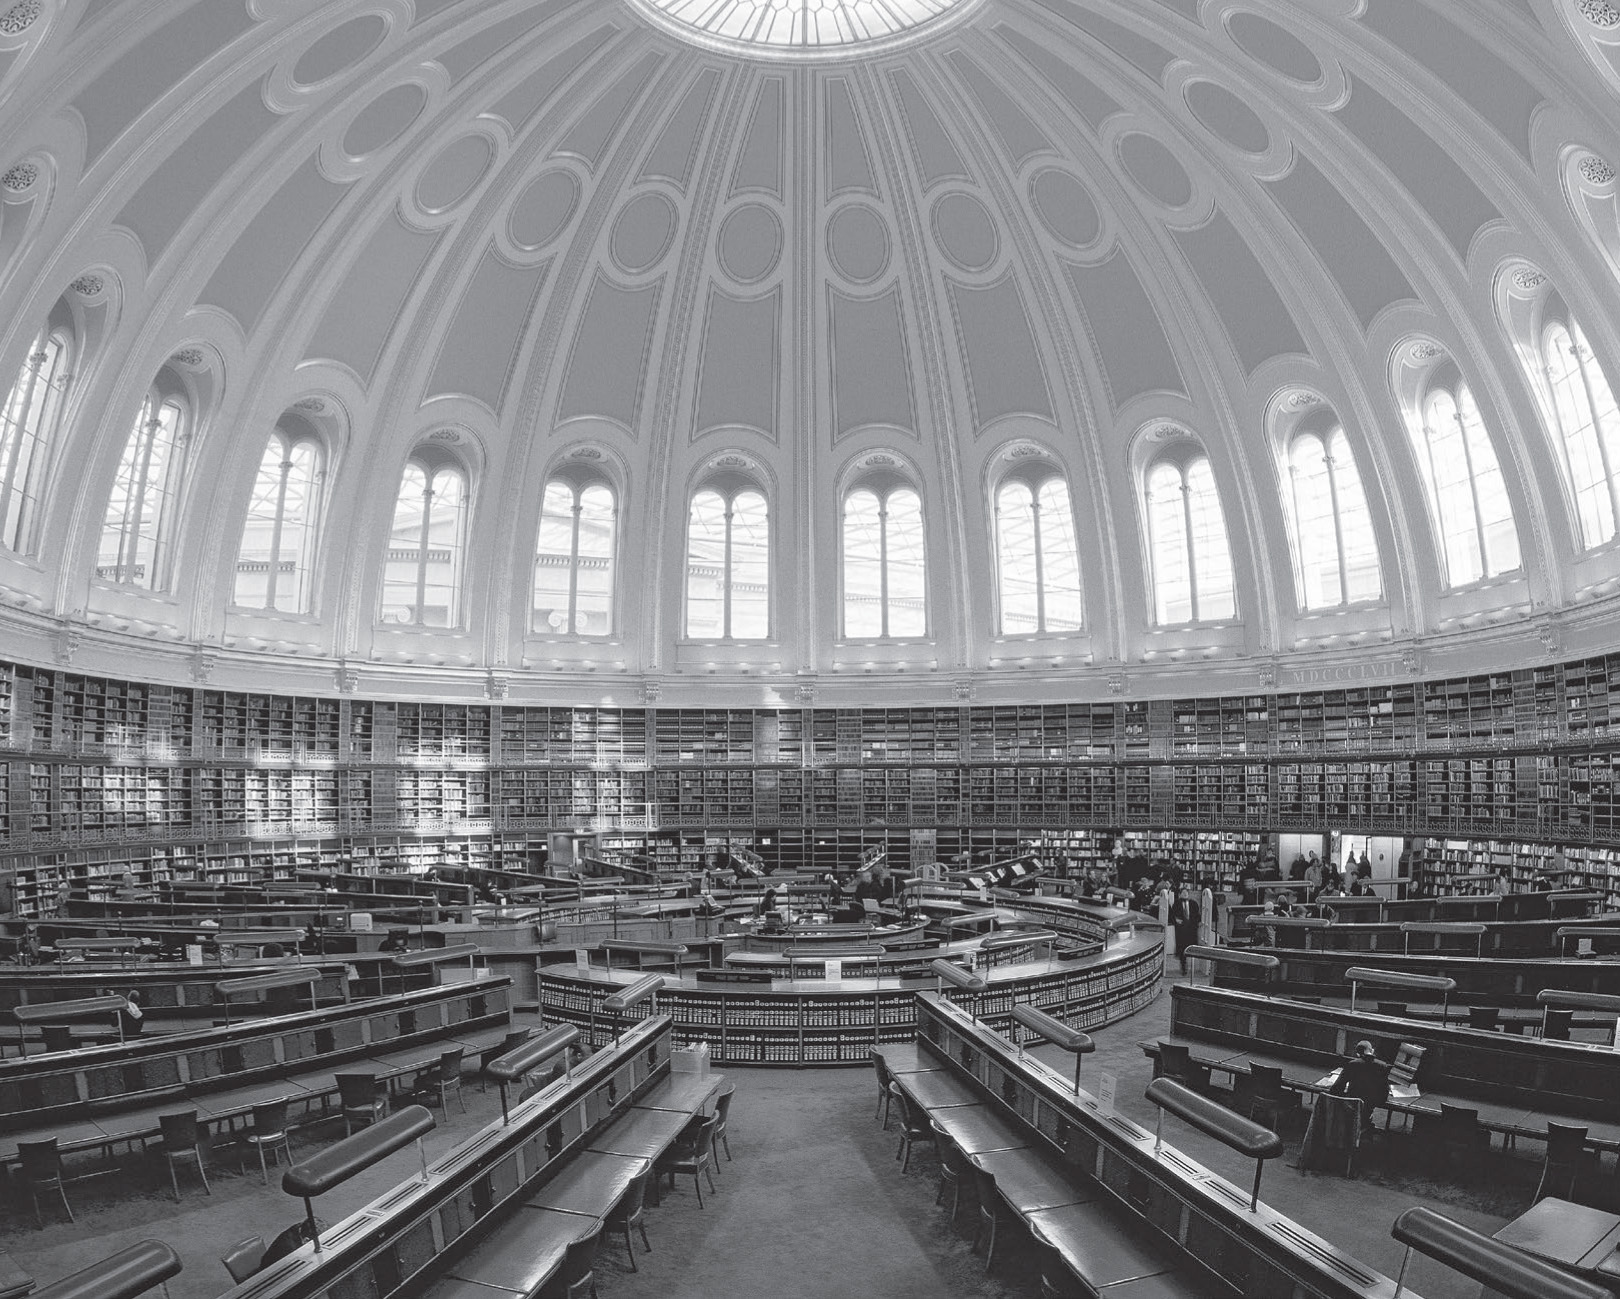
41;1025;74;1053
612;1166;651;1221
1467;1006;1499;1030
714;1083;735;1124
693;1113;719;1157
221;1236;266;1284
1249;1064;1284;1098
336;1073;380;1107
1029;1224;1071;1293
871;1050;891;1090
1438;1103;1478;1136
159;1110;200;1146
251;1099;290;1137
971;1163;997;1203
17;1138;60;1180
1544;1008;1574;1040
436;1047;464;1081
1389;1043;1425;1086
559;1225;602;1287
1158;1041;1192;1075
1544;1121;1589;1163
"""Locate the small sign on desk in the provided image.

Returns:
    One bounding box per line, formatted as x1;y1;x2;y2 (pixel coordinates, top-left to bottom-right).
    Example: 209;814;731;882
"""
1097;1070;1117;1116
1210;1068;1234;1090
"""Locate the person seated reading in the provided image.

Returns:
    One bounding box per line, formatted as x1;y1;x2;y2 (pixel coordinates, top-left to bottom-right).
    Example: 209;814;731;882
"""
1329;1039;1390;1136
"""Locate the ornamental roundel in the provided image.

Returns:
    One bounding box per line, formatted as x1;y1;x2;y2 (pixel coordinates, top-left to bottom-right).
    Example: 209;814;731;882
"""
0;1;41;37
69;273;105;297
2;160;38;191
293;397;327;413
1580;155;1617;185
1579;0;1620;28
1286;391;1322;410
169;347;206;368
1511;268;1548;291
1409;342;1444;361
428;428;462;443
568;447;604;461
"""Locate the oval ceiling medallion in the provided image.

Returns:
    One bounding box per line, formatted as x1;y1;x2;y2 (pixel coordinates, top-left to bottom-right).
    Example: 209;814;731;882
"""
343;83;427;157
1029;169;1101;249
827;204;890;284
1118;133;1193;208
1184;80;1270;154
627;0;983;59
292;14;387;87
610;192;678;274
717;203;782;284
416;134;494;214
932;192;998;273
509;171;579;251
1227;11;1323;84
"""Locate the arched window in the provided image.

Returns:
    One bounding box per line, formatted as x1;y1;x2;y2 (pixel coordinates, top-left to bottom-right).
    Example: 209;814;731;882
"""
685;486;769;639
97;387;187;589
1285;427;1382;609
534;478;616;635
1145;455;1236;624
994;475;1082;634
1543;318;1620;548
843;484;926;638
233;431;322;612
0;330;68;553
380;456;468;627
1407;384;1520;586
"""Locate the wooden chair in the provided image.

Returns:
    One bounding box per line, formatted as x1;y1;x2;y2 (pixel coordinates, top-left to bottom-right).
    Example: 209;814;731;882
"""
40;1025;74;1054
1245;1063;1288;1131
421;1047;466;1115
1466;1006;1500;1032
712;1082;735;1166
656;1113;718;1207
538;1222;601;1299
1543;1008;1574;1041
870;1049;894;1127
157;1109;211;1201
1535;1122;1591;1203
243;1098;294;1185
336;1072;389;1135
1031;1220;1088;1299
17;1138;72;1227
971;1163;1018;1273
220;1236;266;1284
604;1164;653;1269
930;1120;968;1221
1154;1041;1200;1088
891;1085;932;1174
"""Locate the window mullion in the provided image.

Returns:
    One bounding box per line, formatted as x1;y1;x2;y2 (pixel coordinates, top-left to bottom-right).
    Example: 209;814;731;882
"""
722;501;734;640
0;351;42;515
415;483;434;624
1030;497;1046;633
878;500;890;638
567;497;583;635
124;411;162;583
1181;479;1199;622
1572;343;1620;532
1324;452;1349;605
1452;407;1489;580
264;455;293;610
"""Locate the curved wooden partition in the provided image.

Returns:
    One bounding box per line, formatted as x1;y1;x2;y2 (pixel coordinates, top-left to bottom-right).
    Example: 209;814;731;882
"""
1212;947;1620;1006
541;899;1163;1066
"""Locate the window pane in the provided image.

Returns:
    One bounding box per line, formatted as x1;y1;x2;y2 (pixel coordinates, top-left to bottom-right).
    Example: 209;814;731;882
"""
1455;385;1519;577
1184;458;1235;621
1575;320;1620;531
574;482;615;636
533;481;577;633
1547;322;1615;548
842;488;884;638
729;489;769;639
885;487;927;637
98;394;183;589
419;468;464;627
1330;429;1382;603
1147;462;1192;624
234;436;320;612
1289;433;1342;609
685;489;727;639
0;332;65;552
996;481;1039;634
233;438;285;609
1037;479;1084;631
1422;390;1484;586
380;463;427;623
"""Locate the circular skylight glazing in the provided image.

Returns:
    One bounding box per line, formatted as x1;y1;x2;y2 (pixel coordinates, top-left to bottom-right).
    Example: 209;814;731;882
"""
629;0;981;58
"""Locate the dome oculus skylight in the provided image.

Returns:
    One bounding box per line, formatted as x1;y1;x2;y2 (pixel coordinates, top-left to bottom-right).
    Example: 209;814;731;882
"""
630;0;980;58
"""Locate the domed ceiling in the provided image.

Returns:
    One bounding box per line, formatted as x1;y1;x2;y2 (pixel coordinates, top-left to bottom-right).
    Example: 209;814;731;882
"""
0;0;1618;705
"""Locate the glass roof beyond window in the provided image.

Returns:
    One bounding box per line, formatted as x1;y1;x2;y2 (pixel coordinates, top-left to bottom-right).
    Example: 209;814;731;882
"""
631;0;977;57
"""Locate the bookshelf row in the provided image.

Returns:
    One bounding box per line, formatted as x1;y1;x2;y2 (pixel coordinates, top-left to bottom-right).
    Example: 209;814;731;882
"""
9;655;1620;766
4;753;1617;847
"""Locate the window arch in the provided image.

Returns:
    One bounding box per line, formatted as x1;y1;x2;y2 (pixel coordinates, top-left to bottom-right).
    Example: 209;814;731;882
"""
233;429;323;612
1284;426;1382;609
843;483;926;638
0;329;69;553
1144;454;1236;624
97;386;188;589
1542;317;1620;548
1405;383;1521;586
380;455;468;627
994;474;1082;634
534;477;616;635
685;485;769;639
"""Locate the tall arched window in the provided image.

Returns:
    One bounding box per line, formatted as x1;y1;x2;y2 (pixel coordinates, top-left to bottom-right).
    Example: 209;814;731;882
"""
685;486;769;639
994;475;1082;634
97;387;187;589
1145;455;1236;624
1407;384;1520;586
534;478;616;635
1543;318;1620;548
380;456;468;627
843;484;926;638
1285;427;1382;609
233;431;322;612
0;330;68;553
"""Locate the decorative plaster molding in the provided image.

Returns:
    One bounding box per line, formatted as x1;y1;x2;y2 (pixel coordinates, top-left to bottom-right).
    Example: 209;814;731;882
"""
952;675;975;703
68;273;105;297
189;650;216;684
1511;268;1547;290
0;2;40;37
1;160;38;191
1107;672;1126;695
1409;342;1443;361
1286;391;1321;410
52;624;81;665
293;397;327;414
484;671;509;701
170;347;206;368
642;679;662;704
1579;0;1620;29
335;663;359;692
1581;155;1616;185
